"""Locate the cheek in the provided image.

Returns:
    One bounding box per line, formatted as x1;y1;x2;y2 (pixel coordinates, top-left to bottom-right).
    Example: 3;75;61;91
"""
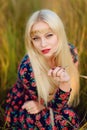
50;39;58;53
51;36;58;44
33;43;40;50
52;39;58;47
33;43;38;48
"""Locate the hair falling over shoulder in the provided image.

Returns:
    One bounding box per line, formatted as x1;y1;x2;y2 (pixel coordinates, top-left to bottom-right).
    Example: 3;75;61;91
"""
25;9;80;107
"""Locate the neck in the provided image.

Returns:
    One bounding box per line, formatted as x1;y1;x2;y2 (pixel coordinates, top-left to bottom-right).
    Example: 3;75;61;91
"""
47;57;56;68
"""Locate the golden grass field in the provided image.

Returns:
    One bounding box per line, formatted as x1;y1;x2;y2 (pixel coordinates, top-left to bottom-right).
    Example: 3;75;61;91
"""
0;0;87;129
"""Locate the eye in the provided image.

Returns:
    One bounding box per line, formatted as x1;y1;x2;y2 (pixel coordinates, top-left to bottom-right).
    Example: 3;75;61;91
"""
32;37;40;41
46;33;53;38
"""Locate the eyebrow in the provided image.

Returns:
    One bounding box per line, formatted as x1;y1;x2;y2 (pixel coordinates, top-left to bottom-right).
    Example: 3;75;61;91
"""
30;28;53;37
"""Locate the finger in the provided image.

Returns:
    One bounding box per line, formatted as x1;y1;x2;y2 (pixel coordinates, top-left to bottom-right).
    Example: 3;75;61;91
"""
52;67;62;77
22;100;36;109
48;67;60;77
28;108;38;114
59;71;65;80
27;106;40;114
22;102;32;109
54;76;60;82
59;72;70;82
27;106;34;112
48;66;57;76
22;103;28;109
56;68;65;77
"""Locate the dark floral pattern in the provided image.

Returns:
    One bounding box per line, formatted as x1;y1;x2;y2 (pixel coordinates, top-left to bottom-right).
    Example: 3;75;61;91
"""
5;44;79;130
68;43;78;65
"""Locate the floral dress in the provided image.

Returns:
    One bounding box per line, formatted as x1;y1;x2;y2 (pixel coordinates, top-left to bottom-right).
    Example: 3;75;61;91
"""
5;44;79;130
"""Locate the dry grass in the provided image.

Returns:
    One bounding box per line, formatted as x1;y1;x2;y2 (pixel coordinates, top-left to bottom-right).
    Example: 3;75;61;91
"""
0;0;87;129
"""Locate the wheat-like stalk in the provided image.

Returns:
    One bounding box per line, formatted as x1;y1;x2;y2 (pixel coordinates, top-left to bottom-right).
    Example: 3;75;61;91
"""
80;75;87;79
79;122;87;130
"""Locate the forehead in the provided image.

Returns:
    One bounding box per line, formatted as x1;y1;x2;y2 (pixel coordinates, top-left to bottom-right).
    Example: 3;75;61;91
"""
30;21;53;36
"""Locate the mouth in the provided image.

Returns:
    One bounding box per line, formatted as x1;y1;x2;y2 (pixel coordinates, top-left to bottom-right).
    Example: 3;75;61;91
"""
41;49;51;54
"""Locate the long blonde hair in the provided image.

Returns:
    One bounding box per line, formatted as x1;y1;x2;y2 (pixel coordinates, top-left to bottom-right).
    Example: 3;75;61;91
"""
25;9;80;106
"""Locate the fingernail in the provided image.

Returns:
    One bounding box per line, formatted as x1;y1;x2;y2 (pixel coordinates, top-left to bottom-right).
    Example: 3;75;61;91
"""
52;66;56;70
52;67;55;70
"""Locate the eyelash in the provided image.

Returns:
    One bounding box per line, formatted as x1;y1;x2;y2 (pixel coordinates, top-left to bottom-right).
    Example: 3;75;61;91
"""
46;34;53;38
32;33;53;41
32;37;40;41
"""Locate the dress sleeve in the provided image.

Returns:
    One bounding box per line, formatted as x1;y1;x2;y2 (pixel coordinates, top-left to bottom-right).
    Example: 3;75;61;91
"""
5;55;37;129
48;88;71;113
17;55;38;100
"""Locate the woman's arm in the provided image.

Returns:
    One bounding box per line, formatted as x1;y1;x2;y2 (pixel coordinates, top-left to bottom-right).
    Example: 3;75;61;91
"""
5;55;38;128
48;43;78;111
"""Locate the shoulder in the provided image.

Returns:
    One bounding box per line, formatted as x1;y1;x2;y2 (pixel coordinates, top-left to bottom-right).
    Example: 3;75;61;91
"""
19;54;30;67
18;54;33;81
68;43;78;63
18;54;32;70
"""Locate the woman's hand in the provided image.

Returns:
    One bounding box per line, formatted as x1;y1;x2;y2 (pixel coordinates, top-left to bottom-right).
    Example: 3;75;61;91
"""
22;101;45;114
48;66;71;92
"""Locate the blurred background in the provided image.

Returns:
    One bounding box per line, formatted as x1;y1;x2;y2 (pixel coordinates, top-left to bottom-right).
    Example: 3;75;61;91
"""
0;0;87;129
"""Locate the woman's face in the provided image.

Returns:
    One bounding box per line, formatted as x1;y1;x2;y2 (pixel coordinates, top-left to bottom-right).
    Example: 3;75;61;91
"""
30;21;58;59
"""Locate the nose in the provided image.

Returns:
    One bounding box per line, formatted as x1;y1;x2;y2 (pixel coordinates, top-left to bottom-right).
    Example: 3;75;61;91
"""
41;38;47;47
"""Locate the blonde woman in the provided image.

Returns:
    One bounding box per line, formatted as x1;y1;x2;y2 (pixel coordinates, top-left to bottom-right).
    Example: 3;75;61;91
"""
5;9;80;129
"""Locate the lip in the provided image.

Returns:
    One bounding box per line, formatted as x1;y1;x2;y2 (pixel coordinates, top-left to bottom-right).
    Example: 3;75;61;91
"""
41;49;51;54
